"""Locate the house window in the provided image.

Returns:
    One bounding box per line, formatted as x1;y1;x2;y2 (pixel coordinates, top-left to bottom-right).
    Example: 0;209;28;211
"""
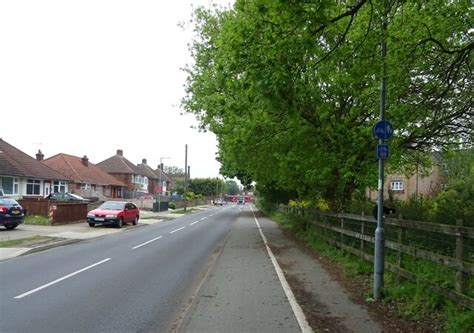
53;181;67;193
26;179;41;195
96;185;103;195
117;187;122;197
390;180;404;191
105;187;111;196
1;177;19;195
81;183;92;190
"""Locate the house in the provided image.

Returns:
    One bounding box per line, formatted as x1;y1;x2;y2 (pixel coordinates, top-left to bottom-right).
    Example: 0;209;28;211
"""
136;159;160;195
367;152;444;201
0;138;69;199
154;166;174;196
96;150;150;198
42;153;127;200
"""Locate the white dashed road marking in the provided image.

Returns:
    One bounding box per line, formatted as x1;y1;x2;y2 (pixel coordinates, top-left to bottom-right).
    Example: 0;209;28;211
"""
14;258;111;299
133;236;163;250
170;227;185;234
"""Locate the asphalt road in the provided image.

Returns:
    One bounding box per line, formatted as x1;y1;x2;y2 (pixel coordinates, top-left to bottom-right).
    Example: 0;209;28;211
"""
1;206;234;332
0;204;305;333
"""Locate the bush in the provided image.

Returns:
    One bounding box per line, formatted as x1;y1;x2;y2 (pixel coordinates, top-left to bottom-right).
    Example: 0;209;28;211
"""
395;195;434;221
168;201;176;210
431;180;474;227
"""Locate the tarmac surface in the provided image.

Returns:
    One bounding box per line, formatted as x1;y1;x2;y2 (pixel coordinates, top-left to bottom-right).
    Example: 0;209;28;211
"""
0;208;180;260
1;204;388;332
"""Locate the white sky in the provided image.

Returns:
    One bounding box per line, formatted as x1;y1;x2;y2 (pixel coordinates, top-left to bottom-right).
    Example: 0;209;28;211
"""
0;0;232;178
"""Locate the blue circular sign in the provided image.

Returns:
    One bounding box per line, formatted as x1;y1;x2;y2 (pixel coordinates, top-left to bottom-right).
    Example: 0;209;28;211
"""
373;120;394;140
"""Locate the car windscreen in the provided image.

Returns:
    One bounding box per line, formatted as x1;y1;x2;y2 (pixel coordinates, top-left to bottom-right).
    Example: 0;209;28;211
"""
69;194;84;200
99;202;125;210
0;198;19;206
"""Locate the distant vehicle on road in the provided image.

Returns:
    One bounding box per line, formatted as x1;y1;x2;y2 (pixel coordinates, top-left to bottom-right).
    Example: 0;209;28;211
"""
87;201;139;228
237;197;245;204
214;198;225;206
47;192;89;202
0;197;26;230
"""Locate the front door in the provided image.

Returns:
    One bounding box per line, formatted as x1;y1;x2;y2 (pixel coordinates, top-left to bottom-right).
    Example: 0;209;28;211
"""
44;182;51;197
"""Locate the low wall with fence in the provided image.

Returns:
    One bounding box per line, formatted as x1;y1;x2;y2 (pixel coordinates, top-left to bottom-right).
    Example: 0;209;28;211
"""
279;206;474;310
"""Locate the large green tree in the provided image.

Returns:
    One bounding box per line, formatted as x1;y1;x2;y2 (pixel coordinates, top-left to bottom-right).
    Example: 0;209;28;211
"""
183;0;473;209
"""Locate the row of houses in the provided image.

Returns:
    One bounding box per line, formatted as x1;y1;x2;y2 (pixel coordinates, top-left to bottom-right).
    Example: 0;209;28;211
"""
0;138;174;201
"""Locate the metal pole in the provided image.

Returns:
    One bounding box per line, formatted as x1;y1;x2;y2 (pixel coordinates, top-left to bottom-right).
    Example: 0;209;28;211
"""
374;3;387;301
157;158;169;212
184;144;188;212
158;162;162;212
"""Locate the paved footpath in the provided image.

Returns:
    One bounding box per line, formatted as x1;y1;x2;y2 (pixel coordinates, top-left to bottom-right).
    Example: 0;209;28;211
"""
177;205;381;333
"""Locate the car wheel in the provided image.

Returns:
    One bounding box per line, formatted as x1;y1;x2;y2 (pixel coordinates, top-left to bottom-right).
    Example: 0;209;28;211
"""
88;222;95;227
5;224;18;230
132;216;138;226
116;218;123;228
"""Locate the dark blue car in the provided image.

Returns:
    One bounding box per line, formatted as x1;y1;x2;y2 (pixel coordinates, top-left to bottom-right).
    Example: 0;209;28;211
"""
0;197;26;230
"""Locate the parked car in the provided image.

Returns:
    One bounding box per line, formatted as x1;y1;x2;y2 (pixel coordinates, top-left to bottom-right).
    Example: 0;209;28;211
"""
0;197;26;230
47;192;89;202
87;201;139;228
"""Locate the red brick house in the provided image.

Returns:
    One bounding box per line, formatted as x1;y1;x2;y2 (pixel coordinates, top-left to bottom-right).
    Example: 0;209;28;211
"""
42;153;127;200
0;138;69;199
96;150;150;198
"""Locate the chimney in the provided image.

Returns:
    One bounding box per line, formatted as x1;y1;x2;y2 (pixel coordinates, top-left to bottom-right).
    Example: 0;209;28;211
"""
117;149;123;156
36;150;44;161
142;158;147;164
82;155;89;166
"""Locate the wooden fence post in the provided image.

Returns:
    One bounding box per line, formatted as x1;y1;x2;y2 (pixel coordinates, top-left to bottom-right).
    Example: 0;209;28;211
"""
340;214;344;245
397;214;405;268
360;212;365;254
455;219;468;294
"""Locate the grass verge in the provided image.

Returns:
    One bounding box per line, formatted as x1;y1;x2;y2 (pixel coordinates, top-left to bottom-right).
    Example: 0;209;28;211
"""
269;210;474;332
172;208;195;214
0;235;53;248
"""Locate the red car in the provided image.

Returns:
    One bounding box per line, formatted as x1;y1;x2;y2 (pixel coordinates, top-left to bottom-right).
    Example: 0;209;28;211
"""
87;201;139;228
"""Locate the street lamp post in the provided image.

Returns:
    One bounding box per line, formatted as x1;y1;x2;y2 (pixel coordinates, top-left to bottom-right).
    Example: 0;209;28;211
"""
158;157;170;212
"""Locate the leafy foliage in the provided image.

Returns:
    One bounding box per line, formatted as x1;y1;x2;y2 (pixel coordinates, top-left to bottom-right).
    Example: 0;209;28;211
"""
183;1;472;209
175;177;225;197
225;179;240;195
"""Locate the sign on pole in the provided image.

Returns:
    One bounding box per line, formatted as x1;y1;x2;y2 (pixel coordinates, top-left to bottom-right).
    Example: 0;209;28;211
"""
373;120;394;140
376;144;389;160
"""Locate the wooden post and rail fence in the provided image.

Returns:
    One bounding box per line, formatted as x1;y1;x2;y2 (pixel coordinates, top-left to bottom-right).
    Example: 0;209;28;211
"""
280;206;474;310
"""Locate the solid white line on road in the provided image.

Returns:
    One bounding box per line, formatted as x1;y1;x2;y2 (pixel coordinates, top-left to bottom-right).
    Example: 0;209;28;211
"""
250;207;312;333
132;236;163;250
14;258;111;299
189;220;200;226
170;226;185;234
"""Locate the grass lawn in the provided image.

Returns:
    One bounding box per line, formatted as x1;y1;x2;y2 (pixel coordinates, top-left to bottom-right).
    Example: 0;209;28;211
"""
24;215;50;225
